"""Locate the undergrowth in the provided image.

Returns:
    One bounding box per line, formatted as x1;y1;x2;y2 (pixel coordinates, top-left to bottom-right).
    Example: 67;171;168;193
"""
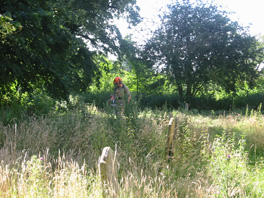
0;101;264;197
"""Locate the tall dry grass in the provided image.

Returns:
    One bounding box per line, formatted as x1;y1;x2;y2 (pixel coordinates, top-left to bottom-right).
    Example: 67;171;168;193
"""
0;104;264;197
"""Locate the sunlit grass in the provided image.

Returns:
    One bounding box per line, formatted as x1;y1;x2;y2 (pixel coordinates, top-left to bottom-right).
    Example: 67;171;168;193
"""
0;153;101;198
0;104;264;197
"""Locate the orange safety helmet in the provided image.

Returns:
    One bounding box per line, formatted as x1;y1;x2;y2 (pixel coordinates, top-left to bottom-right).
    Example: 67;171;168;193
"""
113;77;122;84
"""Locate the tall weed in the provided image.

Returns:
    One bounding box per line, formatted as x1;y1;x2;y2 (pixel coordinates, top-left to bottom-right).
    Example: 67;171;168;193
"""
208;137;264;197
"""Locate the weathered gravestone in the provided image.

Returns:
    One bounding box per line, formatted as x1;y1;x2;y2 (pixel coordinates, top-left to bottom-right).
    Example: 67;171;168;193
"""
99;147;119;198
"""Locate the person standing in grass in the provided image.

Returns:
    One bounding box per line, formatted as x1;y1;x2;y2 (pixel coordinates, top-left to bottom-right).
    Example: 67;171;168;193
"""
112;77;131;114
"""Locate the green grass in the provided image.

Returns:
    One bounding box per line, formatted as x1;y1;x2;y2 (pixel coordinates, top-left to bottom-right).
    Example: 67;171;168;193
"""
0;102;264;197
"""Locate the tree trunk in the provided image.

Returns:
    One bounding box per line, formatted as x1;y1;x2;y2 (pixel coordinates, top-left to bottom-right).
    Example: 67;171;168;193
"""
186;83;192;97
178;83;183;100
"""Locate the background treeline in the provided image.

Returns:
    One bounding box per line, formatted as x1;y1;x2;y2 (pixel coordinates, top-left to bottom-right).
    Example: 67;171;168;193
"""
1;0;264;113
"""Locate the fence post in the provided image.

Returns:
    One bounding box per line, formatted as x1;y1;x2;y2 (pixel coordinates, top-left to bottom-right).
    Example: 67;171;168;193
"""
99;147;119;198
166;117;175;162
174;117;179;142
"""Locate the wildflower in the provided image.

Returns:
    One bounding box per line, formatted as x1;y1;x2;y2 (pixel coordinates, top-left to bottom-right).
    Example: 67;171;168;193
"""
227;155;231;161
40;157;44;160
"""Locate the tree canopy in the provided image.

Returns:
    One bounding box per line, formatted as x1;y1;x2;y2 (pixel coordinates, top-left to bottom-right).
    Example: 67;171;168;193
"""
0;0;140;101
1;0;264;107
144;0;264;100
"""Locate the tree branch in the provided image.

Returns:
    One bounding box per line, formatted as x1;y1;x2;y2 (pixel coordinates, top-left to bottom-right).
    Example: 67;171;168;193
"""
77;34;97;46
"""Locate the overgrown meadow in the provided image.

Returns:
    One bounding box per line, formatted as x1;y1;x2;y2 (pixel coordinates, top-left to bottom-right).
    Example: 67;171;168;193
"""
0;94;264;197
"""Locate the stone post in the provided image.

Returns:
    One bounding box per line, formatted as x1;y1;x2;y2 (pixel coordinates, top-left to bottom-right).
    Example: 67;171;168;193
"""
99;147;119;198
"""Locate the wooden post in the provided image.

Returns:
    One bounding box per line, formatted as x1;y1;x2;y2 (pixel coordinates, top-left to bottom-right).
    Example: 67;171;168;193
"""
99;147;119;198
166;117;175;162
174;117;179;142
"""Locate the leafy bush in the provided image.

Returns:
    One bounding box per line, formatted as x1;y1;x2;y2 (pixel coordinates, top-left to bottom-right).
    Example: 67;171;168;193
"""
233;92;264;111
139;93;264;112
139;94;180;109
24;92;56;116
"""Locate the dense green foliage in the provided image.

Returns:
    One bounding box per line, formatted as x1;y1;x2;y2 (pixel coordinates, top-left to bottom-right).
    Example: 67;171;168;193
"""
0;0;140;103
0;11;22;37
1;0;264;110
144;0;264;100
